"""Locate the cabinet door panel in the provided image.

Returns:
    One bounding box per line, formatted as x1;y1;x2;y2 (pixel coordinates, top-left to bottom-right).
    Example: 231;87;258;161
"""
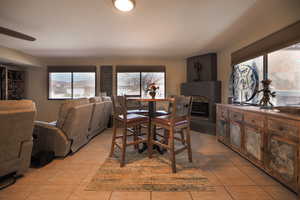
230;122;242;151
267;135;298;189
217;120;228;144
244;126;263;165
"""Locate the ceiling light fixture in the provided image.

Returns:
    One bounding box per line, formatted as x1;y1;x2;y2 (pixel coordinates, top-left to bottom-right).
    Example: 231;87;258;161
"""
113;0;135;12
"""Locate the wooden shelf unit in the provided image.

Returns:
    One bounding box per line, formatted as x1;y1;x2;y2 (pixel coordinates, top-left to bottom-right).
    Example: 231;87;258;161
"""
0;65;25;100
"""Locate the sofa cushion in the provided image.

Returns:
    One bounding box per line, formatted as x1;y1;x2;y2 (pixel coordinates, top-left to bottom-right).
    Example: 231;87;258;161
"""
89;96;102;103
0;100;36;111
101;96;111;102
56;98;89;129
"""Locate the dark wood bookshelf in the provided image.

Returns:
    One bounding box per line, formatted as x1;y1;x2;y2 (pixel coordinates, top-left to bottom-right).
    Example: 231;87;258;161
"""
0;66;25;100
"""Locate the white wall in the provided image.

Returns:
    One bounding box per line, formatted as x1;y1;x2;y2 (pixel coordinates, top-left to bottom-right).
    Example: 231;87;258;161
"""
25;57;186;121
217;0;300;103
0;45;43;67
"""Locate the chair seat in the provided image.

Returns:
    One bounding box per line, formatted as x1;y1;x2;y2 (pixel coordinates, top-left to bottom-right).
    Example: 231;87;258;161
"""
152;115;188;126
117;113;148;123
156;110;169;116
127;109;149;115
49;121;57;126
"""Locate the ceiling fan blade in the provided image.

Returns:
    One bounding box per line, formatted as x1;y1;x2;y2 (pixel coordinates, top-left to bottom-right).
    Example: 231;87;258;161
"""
0;26;36;41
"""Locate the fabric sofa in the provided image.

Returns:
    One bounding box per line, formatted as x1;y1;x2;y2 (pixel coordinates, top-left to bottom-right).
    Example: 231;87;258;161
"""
34;99;93;157
87;96;112;139
0;100;36;177
33;97;112;157
88;97;106;139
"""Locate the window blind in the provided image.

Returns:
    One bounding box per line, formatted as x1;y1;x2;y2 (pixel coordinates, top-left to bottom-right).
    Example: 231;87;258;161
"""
48;65;96;72
232;20;300;65
116;65;165;72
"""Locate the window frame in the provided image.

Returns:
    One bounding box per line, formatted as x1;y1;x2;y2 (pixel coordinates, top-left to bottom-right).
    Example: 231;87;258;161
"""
116;71;166;98
116;72;142;97
47;69;97;100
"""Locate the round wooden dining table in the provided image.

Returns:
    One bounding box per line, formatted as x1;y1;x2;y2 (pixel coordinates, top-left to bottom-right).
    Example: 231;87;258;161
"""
135;98;170;154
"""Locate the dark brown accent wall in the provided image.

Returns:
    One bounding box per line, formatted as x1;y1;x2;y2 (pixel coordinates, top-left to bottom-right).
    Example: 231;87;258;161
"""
186;53;217;82
100;66;113;96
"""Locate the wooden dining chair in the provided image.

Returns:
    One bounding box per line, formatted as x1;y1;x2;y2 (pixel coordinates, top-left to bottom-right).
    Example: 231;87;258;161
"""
149;96;193;173
125;96;149;115
109;95;149;167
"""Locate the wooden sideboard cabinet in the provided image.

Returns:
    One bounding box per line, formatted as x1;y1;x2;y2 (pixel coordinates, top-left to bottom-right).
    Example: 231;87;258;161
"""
216;104;300;193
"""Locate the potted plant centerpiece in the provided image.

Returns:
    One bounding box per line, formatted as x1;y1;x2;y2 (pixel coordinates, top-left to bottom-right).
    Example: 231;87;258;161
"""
146;83;159;99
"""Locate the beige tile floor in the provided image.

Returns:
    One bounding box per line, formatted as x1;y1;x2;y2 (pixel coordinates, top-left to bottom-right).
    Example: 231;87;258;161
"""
0;129;298;200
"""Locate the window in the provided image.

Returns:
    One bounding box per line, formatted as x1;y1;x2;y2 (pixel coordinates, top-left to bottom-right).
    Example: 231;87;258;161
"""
48;71;96;99
232;42;300;106
268;43;300;106
117;73;141;96
141;72;165;98
49;73;72;99
117;71;165;98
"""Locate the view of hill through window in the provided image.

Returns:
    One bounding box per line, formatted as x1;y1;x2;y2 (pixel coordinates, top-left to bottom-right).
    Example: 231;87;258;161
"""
49;72;95;99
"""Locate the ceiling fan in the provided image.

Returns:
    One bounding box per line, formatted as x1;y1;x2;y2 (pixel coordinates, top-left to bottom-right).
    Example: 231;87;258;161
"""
0;26;36;41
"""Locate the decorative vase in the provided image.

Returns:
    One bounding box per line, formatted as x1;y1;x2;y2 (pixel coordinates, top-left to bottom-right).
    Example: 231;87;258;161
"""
149;91;156;99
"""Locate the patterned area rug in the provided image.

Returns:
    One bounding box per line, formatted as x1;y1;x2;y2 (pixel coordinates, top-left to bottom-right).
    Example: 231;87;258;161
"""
86;149;214;192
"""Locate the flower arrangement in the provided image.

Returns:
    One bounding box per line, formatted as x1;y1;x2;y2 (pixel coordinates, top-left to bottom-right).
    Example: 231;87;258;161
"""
146;83;159;99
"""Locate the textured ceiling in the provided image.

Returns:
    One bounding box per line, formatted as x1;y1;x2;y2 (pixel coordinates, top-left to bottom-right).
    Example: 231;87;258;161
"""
0;0;297;58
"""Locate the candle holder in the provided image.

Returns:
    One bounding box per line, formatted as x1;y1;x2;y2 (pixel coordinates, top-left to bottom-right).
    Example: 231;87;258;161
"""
258;79;276;109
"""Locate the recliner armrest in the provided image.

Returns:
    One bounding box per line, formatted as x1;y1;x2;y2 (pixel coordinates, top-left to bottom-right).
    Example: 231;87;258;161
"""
35;120;56;128
33;121;71;157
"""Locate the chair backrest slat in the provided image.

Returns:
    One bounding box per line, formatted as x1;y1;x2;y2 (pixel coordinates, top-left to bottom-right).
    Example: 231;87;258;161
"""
112;95;127;119
170;96;193;120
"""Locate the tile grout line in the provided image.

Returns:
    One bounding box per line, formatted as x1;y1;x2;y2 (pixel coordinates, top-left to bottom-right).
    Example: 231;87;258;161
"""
260;186;277;200
188;191;194;200
108;191;113;200
207;167;224;187
223;185;236;200
65;183;81;200
232;161;277;200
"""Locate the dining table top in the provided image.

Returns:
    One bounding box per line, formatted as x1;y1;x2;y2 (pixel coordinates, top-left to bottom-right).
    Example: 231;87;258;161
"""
135;98;171;102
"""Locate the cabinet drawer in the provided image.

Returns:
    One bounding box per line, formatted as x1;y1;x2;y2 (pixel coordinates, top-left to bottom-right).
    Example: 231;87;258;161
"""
217;107;228;121
230;110;243;122
268;118;299;142
244;112;264;128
